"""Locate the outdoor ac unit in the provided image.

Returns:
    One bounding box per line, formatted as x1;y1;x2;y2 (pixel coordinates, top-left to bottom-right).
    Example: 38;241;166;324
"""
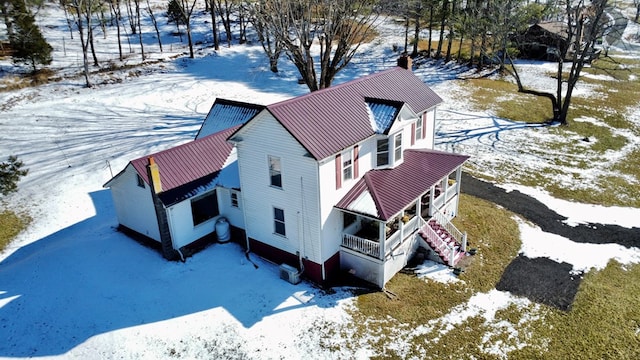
279;264;301;285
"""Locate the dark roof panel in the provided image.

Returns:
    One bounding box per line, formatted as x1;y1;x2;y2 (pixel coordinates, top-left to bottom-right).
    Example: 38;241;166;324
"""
366;98;403;134
196;99;265;139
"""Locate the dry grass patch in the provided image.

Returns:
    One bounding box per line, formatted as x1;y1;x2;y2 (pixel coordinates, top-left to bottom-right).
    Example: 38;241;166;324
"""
352;194;521;354
0;208;31;252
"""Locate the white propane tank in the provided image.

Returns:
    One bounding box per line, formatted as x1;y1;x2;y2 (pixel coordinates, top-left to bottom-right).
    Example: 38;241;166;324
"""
215;217;231;243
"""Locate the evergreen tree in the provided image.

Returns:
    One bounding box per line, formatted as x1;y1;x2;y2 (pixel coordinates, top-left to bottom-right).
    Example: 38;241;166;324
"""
8;0;52;71
0;155;29;197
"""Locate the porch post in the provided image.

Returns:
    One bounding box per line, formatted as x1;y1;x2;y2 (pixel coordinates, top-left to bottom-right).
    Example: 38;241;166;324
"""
449;247;455;266
378;220;385;260
455;167;463;216
462;232;468;252
442;176;449;205
429;186;435;217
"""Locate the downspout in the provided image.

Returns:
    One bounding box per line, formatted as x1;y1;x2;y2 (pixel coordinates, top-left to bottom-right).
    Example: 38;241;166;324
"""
165;206;185;262
297;176;306;275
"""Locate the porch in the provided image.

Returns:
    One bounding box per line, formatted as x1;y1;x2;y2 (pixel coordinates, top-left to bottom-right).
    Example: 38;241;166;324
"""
341;168;466;266
335;149;470;288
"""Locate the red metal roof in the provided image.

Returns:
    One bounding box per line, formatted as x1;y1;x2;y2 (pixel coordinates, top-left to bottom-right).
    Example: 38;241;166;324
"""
129;126;239;192
265;67;443;160
335;149;470;220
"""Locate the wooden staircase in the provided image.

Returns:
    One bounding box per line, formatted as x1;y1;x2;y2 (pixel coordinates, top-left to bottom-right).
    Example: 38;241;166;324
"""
418;218;466;266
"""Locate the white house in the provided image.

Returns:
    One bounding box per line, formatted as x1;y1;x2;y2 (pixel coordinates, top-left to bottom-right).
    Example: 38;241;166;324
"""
104;66;470;288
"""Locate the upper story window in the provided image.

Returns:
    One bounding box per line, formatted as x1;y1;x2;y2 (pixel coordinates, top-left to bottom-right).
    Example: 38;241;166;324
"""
394;133;403;162
342;150;353;181
136;174;145;188
376;138;389;167
268;155;282;188
415;116;424;141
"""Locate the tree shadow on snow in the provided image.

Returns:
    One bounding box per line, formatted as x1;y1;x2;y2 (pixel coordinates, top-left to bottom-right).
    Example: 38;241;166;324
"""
0;189;348;357
435;110;550;149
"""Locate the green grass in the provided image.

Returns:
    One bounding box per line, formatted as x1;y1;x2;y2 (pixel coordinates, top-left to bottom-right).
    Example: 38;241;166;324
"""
350;55;640;357
351;194;522;355
0;208;31;252
350;195;640;358
457;55;640;207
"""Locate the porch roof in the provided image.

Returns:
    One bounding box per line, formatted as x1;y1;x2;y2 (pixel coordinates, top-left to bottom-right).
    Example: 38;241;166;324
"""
335;149;469;221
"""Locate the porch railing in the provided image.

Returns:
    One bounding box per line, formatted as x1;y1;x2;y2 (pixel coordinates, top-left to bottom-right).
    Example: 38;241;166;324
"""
431;207;467;252
342;233;380;258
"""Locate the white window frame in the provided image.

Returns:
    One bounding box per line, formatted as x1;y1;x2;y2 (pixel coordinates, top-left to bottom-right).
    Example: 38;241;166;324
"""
342;149;353;182
230;190;239;208
394;132;403;163
376;138;389;167
415;117;424;141
273;207;286;237
268;155;282;189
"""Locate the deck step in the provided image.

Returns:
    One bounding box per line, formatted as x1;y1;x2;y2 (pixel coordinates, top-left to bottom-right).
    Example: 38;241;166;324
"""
419;221;465;266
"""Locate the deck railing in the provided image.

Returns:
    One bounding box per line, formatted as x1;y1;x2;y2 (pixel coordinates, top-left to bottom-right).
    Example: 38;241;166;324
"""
431;207;467;251
342;233;380;258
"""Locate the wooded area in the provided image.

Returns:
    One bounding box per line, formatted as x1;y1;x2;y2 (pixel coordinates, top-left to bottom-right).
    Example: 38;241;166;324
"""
0;0;632;122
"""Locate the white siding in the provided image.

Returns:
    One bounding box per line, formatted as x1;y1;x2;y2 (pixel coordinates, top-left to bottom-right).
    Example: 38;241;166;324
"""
166;193;216;249
422;108;436;149
216;187;245;229
235;112;322;264
108;164;160;241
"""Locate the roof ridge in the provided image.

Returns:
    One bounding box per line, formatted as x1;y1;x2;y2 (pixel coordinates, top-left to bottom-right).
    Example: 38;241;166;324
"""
362;171;386;220
132;125;240;162
268;67;403;110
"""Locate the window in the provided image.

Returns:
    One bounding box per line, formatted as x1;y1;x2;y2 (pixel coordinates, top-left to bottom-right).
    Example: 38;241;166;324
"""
376;138;389;167
394;133;403;163
415;117;424;141
191;191;219;226
268;155;282;188
274;207;286;236
230;191;239;208
136;174;145;188
342;150;353;181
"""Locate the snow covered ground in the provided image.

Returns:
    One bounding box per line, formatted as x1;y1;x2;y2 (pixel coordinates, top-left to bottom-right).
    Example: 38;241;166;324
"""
1;3;639;359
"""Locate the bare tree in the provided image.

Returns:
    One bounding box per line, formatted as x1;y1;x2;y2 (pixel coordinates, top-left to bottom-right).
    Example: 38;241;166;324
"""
255;0;380;91
65;0;99;87
213;0;233;47
146;0;163;52
133;0;144;60
250;0;283;72
108;0;123;60
504;0;609;124
207;0;219;50
170;0;197;57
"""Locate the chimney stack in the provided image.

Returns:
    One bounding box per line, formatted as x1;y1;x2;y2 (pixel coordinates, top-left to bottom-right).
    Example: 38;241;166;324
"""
147;156;162;193
397;53;412;71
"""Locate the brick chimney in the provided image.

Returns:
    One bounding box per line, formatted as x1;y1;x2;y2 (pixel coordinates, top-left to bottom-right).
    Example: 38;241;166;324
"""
397;53;412;71
147;156;162;193
145;156;177;261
